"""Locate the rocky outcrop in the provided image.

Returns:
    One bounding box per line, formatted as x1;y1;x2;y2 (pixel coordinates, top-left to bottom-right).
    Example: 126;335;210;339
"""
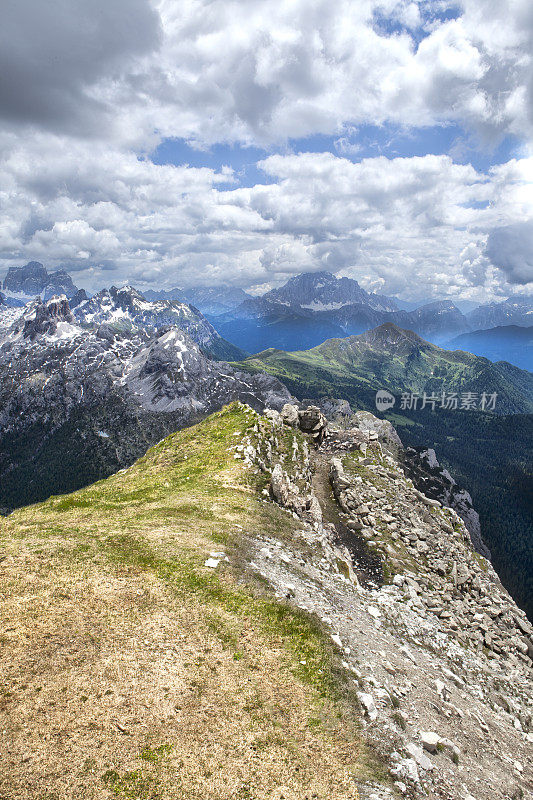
21;296;75;340
280;402;299;427
241;405;532;800
69;288;88;308
401;445;490;559
279;402;328;446
318;399;491;560
297;405;328;446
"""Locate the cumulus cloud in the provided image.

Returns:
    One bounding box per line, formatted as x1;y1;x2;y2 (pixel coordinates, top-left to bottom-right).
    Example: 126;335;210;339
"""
124;0;533;148
0;0;532;300
486;221;533;285
1;133;531;299
1;0;532;146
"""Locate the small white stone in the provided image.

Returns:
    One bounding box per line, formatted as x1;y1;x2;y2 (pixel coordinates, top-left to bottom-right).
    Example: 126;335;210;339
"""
406;743;434;771
357;691;378;721
420;731;441;753
400;645;417;665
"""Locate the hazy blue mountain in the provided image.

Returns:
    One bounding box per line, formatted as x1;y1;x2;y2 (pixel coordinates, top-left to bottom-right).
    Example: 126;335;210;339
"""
210;273;470;353
262;270;398;312
449;326;533;372
467;295;533;329
145;285;251;315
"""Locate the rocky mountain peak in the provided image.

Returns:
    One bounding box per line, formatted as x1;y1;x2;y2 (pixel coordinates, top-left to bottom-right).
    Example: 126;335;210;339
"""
109;284;146;306
263;271;398;313
3;261;48;293
69;288;88;309
356;322;427;350
21;295;76;340
72;284;244;361
2;262;78;299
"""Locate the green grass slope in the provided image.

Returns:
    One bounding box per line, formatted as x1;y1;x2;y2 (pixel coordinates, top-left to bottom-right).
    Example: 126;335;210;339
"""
234;324;533;415
0;403;383;800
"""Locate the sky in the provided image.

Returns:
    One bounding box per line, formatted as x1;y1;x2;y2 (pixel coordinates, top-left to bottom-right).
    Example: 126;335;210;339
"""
0;0;532;302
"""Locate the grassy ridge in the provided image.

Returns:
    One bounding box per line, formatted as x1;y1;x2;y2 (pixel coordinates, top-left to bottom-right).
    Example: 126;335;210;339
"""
0;403;383;799
234;332;533;415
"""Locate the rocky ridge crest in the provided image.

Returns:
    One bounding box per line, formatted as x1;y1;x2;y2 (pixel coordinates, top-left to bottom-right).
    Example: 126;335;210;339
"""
230;403;532;800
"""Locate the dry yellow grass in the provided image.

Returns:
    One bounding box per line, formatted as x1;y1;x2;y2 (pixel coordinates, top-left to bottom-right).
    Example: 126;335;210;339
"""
0;404;384;799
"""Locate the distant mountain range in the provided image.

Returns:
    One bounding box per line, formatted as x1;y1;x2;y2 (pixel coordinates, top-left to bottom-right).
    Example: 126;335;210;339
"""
449;325;533;373
0;294;290;511
0;277;245;362
2;263;533;368
262;270;398;312
205;271;533;357
467;295;533;329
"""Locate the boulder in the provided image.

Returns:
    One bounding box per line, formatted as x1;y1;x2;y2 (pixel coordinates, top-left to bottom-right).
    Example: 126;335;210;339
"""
270;463;289;506
299;405;324;431
280;403;299;427
405;743;434;771
264;409;282;425
298;406;328;445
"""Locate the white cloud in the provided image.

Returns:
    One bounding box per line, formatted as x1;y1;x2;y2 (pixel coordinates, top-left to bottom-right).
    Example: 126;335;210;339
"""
1;0;532;147
127;0;532;148
1;136;531;300
0;0;532;301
